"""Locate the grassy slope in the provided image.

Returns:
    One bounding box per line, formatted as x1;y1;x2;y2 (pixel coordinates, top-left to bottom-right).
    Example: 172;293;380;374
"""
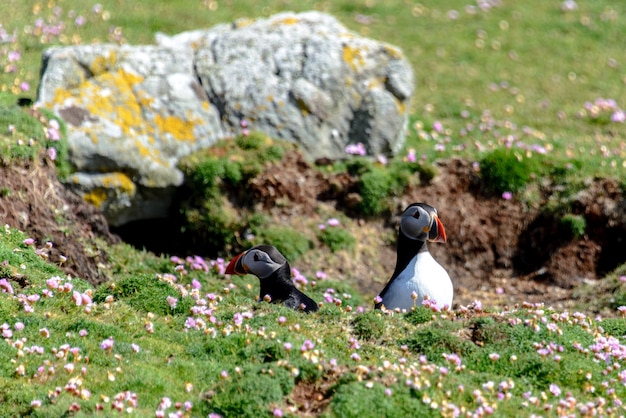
1;0;625;177
1;226;626;417
1;0;626;416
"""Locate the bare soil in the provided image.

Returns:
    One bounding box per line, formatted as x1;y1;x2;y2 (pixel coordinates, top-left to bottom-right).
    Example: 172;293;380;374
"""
2;149;625;311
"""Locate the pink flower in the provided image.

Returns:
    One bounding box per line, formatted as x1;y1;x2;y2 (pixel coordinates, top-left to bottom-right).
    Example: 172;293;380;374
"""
273;408;284;417
23;238;35;246
300;340;315;352
407;149;417;163
611;110;625;123
46;147;57;161
327;218;340;227
7;50;20;62
502;191;513;200
100;337;114;351
549;383;561;397
0;278;14;294
345;142;367;156
166;296;178;309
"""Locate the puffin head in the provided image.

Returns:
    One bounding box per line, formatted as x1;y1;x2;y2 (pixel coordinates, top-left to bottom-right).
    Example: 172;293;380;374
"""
225;244;287;279
399;203;447;243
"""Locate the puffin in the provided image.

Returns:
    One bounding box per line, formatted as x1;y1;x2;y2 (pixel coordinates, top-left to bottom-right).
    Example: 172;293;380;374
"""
375;203;453;311
225;244;319;313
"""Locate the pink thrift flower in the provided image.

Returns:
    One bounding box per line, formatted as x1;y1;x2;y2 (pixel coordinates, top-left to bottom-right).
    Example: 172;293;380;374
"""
327;218;340;227
407;149;417;163
23;238;35;246
316;271;327;280
611;110;625;123
166;296;178;309
549;383;561;397
100;337;114;351
502;191;513;200
0;278;14;294
46;147;57;161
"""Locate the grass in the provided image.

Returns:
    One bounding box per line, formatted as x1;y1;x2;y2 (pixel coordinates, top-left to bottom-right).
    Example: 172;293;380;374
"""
1;0;626;416
1;0;625;181
2;226;626;416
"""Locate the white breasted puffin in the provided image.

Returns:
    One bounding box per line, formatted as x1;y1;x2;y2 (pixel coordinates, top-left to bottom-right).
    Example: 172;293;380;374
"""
225;244;319;313
375;203;453;311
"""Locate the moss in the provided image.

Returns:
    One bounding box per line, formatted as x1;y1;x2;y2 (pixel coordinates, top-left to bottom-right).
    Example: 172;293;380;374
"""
206;364;293;417
176;137;293;255
560;214;586;239
318;226;356;253
351;311;385;340
479;148;542;194
254;226;312;261
404;306;434;325
93;274;192;316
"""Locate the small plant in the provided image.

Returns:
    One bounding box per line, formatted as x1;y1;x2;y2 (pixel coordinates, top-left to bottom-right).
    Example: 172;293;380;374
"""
404;305;434;325
176;136;292;254
317;218;356;252
0;106;71;177
93;274;192;315
351;311;385;340
479;148;541;194
560;213;586;238
253;226;312;261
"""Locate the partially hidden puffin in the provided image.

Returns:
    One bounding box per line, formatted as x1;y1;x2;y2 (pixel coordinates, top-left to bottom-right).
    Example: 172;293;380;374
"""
225;244;319;313
375;203;453;311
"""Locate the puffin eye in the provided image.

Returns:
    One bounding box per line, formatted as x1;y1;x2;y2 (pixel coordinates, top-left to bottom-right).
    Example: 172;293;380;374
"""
253;253;260;262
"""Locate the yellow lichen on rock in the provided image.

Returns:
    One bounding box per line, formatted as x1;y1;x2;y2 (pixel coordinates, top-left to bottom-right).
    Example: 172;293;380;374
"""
383;45;404;60
83;188;108;208
89;51;116;76
274;17;300;26
343;45;365;71
100;172;136;195
154;114;196;142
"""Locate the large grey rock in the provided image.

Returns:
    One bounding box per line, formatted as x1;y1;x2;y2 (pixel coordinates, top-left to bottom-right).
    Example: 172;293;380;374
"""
37;11;414;226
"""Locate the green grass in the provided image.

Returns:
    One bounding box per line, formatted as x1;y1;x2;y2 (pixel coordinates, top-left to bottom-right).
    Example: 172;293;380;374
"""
2;0;625;181
2;1;626;416
2;224;626;416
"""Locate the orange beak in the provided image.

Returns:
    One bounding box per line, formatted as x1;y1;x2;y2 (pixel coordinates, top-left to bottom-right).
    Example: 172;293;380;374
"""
225;251;247;275
428;215;447;243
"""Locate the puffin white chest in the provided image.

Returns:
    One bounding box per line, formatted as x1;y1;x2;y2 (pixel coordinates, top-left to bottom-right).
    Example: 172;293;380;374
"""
381;251;453;311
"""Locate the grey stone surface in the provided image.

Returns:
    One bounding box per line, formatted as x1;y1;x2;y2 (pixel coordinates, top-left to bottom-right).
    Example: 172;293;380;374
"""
37;11;414;226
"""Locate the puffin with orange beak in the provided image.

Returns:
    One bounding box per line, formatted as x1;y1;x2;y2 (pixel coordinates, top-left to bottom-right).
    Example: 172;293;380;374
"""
375;203;452;311
225;244;319;313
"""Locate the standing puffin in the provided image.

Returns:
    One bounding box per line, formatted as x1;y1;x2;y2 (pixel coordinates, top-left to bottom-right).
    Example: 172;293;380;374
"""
225;244;319;313
375;203;453;311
